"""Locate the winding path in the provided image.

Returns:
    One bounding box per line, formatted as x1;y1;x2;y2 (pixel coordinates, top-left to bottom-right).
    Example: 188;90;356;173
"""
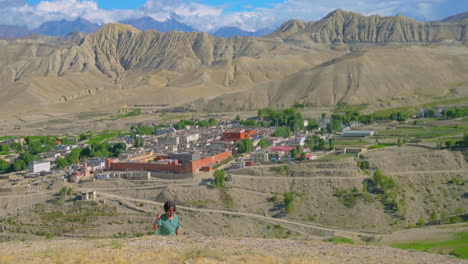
94;190;369;237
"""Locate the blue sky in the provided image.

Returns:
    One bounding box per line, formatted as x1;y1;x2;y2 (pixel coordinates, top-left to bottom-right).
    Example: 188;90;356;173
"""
5;0;468;31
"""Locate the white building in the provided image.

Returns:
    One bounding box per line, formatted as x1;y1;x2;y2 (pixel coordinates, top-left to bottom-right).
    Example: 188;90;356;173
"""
180;134;199;144
86;158;107;171
285;137;306;146
29;161;51;173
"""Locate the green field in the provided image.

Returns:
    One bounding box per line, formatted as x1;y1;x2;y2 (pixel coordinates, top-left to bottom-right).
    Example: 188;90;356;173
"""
378;124;468;139
368;143;397;149
373;97;468;118
392;232;468;259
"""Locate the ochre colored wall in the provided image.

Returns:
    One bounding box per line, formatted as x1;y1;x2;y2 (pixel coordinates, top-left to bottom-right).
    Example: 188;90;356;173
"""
108;151;233;174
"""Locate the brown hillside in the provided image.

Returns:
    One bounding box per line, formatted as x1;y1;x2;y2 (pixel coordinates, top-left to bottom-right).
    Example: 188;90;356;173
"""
0;10;467;116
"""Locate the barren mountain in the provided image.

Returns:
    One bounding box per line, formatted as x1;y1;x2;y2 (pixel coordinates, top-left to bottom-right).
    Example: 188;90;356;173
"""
0;25;31;39
441;12;468;23
272;9;468;43
33;17;100;37
0;10;467;117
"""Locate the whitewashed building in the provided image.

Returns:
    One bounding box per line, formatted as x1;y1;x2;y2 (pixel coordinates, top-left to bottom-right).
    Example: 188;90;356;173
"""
29;161;51;173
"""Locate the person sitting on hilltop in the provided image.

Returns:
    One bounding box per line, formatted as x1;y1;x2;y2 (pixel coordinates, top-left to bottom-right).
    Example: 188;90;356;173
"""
153;201;180;236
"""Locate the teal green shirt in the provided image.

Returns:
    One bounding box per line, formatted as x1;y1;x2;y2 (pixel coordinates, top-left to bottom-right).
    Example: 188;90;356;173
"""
157;214;179;236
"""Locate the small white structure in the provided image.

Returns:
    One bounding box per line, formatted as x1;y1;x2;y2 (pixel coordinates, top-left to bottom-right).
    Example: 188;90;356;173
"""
87;158;107;171
342;130;375;137
180;134;199;144
285;137;306;146
29;161;51;173
96;172;112;180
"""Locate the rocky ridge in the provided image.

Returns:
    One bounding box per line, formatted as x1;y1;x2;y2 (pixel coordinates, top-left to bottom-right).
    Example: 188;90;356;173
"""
0;10;467;116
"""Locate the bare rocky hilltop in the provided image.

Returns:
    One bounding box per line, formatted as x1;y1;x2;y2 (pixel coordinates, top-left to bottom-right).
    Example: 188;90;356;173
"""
0;9;468;117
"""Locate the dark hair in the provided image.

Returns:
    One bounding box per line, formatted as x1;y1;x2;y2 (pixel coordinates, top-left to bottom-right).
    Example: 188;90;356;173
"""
163;201;176;212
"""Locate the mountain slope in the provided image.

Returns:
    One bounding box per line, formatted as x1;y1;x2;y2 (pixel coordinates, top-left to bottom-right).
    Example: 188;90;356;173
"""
272;9;468;44
0;24;31;38
0;10;467;116
204;45;468;110
441;12;468;23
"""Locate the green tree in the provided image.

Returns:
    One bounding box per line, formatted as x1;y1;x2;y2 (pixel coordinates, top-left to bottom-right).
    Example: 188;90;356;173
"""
28;141;43;154
425;109;436;118
0;145;9;152
80;147;95;158
212;170;226;188
258;139;269;149
290;148;298;159
55;157;69;169
67;148;82;164
136;125;154;135
306;118;319;130
208;118;218;126
0;159;9;173
240;120;257;127
326;119;342;133
328;138;335;150
19;152;34;165
237;138;253;154
10;142;23;152
13;159;27;171
79;134;89;141
111;143;127;157
445;140;454;148
273;127;291;137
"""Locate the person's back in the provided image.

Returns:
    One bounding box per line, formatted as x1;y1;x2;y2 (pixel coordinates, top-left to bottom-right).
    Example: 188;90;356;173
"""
153;201;180;236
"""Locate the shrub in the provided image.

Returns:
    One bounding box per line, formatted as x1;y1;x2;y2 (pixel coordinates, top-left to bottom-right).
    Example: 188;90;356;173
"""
324;236;355;244
333;187;361;208
416;218;425;227
357;160;370;170
212;170;225;188
45;232;53;240
284;192;295;214
113;232;127;238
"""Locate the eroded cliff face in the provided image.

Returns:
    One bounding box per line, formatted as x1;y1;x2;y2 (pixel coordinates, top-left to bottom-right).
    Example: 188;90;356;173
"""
0;10;467;115
273;9;468;44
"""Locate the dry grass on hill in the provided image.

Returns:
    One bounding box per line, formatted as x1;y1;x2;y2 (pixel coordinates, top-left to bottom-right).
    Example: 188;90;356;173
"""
0;236;464;264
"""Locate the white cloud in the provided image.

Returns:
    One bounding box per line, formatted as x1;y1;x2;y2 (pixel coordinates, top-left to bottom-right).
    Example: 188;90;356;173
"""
0;0;463;31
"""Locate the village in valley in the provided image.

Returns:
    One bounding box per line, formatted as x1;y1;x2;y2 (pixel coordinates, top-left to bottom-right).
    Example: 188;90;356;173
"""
0;104;467;258
0;107;377;190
